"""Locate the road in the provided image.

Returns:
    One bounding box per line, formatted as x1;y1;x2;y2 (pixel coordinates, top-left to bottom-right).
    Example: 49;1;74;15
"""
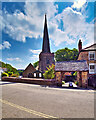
0;81;95;119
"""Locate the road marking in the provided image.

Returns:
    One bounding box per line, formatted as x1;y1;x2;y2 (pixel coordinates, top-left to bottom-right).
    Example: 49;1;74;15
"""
0;99;57;119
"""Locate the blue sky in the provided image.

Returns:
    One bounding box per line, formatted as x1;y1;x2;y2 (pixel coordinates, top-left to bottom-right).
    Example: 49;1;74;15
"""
0;1;95;69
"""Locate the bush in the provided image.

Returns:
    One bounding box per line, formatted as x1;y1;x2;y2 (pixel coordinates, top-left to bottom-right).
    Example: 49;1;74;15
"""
62;81;65;84
43;64;55;79
1;72;9;77
73;71;77;76
75;81;78;85
8;72;13;76
11;74;19;77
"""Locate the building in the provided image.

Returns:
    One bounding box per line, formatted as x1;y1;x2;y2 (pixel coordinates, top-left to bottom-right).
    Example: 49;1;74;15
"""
22;63;36;78
55;60;89;87
78;40;96;86
39;14;55;73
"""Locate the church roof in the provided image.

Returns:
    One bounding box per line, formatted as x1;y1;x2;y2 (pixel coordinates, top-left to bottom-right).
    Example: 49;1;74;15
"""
81;43;96;51
42;14;50;53
23;63;36;73
55;60;88;72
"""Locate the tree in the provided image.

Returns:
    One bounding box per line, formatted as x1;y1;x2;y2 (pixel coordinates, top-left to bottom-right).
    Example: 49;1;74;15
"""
8;72;13;76
43;64;55;79
0;61;19;75
33;61;39;68
55;47;79;62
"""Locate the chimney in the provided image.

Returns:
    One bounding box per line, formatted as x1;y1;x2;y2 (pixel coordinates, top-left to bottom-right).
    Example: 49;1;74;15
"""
78;39;82;52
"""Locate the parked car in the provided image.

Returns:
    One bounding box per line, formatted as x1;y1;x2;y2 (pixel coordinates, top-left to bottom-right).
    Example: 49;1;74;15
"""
69;82;73;88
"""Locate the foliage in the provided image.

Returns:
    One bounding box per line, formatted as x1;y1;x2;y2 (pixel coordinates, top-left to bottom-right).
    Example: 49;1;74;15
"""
18;70;24;76
11;74;19;77
0;61;19;75
33;61;39;68
1;72;9;77
73;71;77;76
8;72;13;76
62;81;65;84
75;81;78;85
43;64;55;79
55;47;79;62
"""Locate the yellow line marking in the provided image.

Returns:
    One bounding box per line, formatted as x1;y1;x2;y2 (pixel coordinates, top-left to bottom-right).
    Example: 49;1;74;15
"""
0;99;57;119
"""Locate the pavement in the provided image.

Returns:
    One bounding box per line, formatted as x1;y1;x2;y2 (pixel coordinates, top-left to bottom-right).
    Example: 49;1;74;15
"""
0;81;95;118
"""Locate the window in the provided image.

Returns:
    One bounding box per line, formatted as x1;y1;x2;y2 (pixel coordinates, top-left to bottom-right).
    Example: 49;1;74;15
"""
89;63;96;74
89;51;95;60
34;73;36;77
39;73;42;77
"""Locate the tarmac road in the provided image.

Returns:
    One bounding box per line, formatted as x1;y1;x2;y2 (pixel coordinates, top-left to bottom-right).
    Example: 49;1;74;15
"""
0;81;95;119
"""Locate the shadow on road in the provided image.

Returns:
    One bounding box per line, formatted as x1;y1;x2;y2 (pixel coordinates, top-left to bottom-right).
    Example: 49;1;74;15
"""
0;82;17;85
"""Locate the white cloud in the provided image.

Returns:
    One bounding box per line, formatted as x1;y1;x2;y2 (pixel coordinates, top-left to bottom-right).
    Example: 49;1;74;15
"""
1;2;58;42
0;41;11;50
29;54;39;63
29;49;41;54
1;2;94;48
72;0;86;9
29;49;41;63
7;57;22;62
51;6;94;46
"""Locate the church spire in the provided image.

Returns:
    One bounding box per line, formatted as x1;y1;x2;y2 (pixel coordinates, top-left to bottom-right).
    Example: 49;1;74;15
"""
42;14;50;53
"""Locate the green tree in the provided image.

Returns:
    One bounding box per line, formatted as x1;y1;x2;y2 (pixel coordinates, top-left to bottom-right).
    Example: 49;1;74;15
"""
0;61;19;75
43;64;55;79
33;61;39;68
8;72;13;76
55;47;79;62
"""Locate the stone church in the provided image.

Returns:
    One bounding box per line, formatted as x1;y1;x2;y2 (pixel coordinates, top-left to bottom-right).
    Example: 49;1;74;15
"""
39;14;55;73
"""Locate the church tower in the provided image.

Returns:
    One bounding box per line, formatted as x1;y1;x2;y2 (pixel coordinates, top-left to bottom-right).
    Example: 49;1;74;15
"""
39;14;55;73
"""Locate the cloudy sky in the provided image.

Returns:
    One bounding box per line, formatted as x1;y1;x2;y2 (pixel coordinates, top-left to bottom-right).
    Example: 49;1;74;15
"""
0;0;95;69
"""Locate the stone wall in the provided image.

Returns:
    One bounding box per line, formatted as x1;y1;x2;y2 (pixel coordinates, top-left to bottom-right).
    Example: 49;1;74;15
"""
77;71;88;88
39;52;55;73
2;77;57;86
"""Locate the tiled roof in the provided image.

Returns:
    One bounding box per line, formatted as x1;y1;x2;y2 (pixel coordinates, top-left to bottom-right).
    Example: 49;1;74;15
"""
55;60;88;72
81;43;96;51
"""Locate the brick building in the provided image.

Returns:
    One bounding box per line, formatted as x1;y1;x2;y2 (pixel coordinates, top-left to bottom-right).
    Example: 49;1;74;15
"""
78;40;96;87
39;14;55;73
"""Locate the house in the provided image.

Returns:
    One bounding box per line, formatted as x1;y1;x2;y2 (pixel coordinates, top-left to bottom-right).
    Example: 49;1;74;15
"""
22;63;36;78
78;40;96;87
55;60;89;87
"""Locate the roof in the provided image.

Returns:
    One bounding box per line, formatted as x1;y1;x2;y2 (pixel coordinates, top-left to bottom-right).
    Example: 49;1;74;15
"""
23;63;36;73
55;60;89;72
81;43;96;52
42;14;51;53
33;70;42;73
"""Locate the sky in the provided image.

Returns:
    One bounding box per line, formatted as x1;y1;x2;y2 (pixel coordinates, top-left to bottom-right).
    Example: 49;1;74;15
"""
0;0;95;69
